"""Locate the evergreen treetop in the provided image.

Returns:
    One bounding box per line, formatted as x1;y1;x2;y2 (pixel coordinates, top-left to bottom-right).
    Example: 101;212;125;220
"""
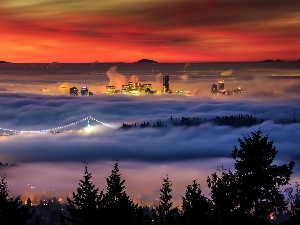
102;160;139;225
0;175;34;225
62;163;103;225
207;129;295;225
103;160;126;204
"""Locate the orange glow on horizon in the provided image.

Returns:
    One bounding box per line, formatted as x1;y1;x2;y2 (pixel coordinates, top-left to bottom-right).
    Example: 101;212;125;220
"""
1;1;300;63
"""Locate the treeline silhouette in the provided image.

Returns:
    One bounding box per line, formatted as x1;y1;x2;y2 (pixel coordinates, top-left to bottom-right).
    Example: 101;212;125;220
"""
1;130;300;225
0;161;19;168
119;114;261;130
119;114;298;131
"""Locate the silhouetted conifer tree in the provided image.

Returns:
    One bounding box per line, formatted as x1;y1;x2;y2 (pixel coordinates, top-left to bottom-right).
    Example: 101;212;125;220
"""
61;164;103;225
181;180;213;225
207;129;295;225
207;169;238;225
154;174;178;225
102;160;139;225
0;175;34;225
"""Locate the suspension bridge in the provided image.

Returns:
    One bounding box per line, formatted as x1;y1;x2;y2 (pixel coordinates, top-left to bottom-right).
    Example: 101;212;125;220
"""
0;116;116;135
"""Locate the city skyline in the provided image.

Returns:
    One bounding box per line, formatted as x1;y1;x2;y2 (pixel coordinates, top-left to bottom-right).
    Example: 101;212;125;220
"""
1;0;300;63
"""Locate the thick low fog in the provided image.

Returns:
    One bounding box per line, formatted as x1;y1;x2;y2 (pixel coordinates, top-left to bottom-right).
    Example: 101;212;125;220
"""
0;63;300;205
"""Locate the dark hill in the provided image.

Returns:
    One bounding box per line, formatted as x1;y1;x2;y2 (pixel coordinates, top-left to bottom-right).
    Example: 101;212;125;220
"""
134;59;158;63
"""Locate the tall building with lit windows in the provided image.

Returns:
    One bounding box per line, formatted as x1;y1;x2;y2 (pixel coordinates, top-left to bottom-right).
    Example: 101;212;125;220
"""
81;86;89;95
106;86;116;94
218;80;225;91
211;84;218;94
70;87;78;95
163;75;169;93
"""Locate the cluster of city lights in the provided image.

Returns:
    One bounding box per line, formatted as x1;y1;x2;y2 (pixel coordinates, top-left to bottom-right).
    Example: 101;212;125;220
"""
0;116;116;135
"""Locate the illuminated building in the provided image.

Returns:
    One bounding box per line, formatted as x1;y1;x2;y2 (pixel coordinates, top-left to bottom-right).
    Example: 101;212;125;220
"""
106;86;116;94
121;82;152;95
121;84;129;93
211;84;218;94
81;87;88;95
127;82;141;95
70;87;78;96
163;75;169;93
142;84;152;90
109;82;155;95
218;80;225;91
175;89;190;95
143;84;155;94
131;82;141;93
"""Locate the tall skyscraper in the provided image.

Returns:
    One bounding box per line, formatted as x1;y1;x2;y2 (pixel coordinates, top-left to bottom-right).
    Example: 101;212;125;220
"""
81;86;89;95
211;84;218;94
218;80;225;91
163;75;169;93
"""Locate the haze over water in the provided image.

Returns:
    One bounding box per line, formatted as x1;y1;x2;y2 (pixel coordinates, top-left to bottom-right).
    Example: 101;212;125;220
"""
0;61;300;206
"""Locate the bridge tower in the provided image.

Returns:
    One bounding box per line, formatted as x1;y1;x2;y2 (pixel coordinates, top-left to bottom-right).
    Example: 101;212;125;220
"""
87;116;91;127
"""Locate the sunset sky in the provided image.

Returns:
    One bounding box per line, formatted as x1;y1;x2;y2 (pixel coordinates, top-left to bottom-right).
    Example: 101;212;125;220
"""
1;0;300;63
